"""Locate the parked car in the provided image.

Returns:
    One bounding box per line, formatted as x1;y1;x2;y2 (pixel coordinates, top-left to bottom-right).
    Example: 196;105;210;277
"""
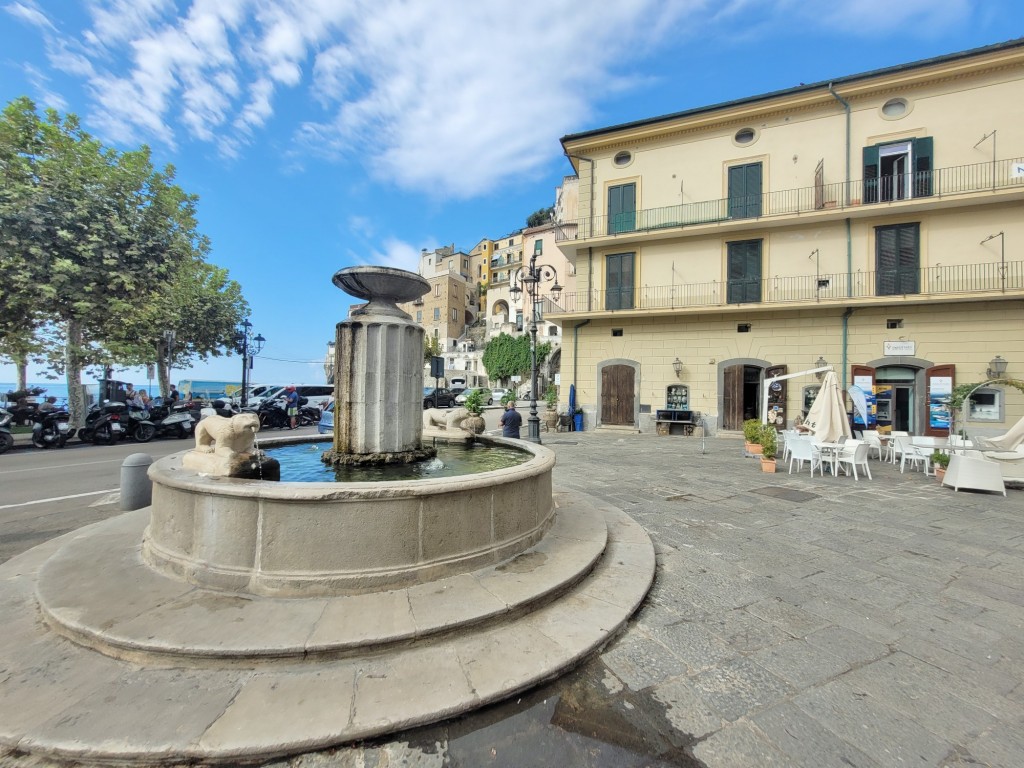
491;388;511;403
455;387;493;406
423;387;457;408
318;400;334;434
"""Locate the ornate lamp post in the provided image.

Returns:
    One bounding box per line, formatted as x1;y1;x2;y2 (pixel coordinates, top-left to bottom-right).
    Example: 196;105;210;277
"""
509;241;562;443
237;320;266;408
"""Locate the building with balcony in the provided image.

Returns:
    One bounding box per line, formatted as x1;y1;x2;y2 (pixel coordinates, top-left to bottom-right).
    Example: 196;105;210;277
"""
487;232;525;336
554;39;1024;434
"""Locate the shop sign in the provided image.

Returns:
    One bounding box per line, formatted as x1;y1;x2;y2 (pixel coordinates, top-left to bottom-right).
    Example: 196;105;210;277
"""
883;340;915;356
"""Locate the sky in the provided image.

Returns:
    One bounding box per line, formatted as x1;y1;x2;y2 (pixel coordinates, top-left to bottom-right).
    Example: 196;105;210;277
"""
2;0;1022;389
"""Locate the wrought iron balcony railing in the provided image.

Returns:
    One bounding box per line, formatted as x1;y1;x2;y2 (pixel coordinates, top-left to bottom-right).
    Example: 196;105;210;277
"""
545;260;1024;315
556;158;1024;242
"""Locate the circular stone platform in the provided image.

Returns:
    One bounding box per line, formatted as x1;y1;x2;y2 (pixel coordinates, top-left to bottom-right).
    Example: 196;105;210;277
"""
0;490;654;765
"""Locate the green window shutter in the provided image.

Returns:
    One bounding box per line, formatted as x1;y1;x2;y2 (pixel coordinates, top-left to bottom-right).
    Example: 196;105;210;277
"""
876;223;920;296
605;252;635;310
862;144;880;204
607;183;636;234
726;240;762;304
728;163;762;219
913;137;933;197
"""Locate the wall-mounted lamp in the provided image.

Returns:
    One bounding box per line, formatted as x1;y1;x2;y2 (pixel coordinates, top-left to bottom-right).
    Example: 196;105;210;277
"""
815;356;828;381
987;355;1008;379
672;358;683;377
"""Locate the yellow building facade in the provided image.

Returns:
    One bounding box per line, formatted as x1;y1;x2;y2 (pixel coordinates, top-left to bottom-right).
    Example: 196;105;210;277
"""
555;40;1024;435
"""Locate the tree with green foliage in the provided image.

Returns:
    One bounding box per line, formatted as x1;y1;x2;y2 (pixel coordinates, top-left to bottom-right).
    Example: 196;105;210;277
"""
526;206;554;228
0;96;242;422
481;332;551;383
423;334;441;363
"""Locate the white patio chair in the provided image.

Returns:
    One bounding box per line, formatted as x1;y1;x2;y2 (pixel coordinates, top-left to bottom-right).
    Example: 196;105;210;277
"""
900;443;932;474
890;433;912;465
862;430;885;461
780;429;800;463
836;442;873;481
788;437;823;476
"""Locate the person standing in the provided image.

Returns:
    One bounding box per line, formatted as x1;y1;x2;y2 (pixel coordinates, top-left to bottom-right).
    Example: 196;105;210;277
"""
500;401;522;439
284;385;300;429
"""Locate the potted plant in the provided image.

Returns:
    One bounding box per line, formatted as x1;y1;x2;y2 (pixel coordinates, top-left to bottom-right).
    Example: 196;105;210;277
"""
743;418;763;456
758;423;778;472
462;390;486;435
931;450;950;483
543;385;559;431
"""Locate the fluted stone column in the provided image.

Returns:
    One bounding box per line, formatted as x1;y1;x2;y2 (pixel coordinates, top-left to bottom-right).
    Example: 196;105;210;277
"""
328;266;433;465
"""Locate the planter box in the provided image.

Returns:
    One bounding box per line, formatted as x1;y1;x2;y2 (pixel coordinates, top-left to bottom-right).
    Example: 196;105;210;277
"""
760;458;776;473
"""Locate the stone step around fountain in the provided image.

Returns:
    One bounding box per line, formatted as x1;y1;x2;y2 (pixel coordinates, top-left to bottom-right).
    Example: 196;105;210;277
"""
0;494;654;767
35;492;608;663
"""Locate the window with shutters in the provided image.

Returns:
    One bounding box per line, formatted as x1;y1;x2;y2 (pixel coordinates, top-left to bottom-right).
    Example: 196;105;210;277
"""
875;223;920;296
605;252;635;310
726;240;762;304
863;137;932;203
607;183;636;234
728;162;762;219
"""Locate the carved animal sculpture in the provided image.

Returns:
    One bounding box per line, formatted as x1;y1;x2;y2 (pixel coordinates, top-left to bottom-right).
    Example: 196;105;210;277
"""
422;407;470;432
193;413;261;458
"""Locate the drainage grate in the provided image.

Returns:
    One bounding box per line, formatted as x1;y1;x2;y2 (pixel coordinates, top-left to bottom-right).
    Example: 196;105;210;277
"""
750;487;820;503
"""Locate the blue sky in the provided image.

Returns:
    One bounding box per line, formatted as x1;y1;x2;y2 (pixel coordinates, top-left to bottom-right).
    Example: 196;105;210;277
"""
2;0;1022;389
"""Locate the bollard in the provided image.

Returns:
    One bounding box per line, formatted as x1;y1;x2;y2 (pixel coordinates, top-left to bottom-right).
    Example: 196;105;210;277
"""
120;453;154;511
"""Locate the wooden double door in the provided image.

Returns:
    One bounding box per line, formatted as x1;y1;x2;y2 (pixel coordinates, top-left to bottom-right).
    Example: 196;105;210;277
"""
601;365;634;426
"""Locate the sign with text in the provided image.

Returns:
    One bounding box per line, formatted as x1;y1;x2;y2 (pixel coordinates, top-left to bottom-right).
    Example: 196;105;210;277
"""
883;340;915;356
1013;162;1024;179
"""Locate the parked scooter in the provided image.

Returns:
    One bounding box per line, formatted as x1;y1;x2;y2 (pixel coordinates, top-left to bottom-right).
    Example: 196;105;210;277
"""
148;398;195;439
77;401;129;445
31;408;75;449
0;409;14;454
253;397;290;429
124;406;157;443
298;403;320;427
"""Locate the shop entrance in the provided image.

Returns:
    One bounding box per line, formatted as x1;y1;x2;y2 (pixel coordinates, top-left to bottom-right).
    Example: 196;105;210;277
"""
722;364;763;430
875;367;916;433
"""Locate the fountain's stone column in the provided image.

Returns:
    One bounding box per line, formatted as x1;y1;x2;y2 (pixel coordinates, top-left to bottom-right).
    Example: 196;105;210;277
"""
328;266;435;465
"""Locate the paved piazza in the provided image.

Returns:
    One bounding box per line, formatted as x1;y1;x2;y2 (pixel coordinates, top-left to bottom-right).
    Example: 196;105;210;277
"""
3;431;1023;767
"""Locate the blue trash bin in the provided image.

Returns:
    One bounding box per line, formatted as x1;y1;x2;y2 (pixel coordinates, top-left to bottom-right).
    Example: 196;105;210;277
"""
573;413;583;432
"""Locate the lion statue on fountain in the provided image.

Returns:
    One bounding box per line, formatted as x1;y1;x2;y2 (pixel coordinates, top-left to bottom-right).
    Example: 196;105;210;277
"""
183;413;279;480
422;407;473;439
194;413;261;458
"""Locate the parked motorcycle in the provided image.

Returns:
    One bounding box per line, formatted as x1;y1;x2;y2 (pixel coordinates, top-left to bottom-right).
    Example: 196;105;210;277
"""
77;401;129;445
0;409;14;454
31;409;75;449
148;398;195;439
253;397;290;429
124;406;157;443
298;403;320;427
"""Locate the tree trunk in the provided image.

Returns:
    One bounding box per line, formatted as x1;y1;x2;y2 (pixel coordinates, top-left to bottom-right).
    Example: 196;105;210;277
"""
15;355;27;392
156;339;171;397
65;319;87;427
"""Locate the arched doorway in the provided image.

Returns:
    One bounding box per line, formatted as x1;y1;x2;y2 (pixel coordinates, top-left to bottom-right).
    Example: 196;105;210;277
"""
717;358;772;431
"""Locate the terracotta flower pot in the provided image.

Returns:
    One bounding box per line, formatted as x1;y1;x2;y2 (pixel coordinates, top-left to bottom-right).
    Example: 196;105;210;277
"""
745;442;763;456
760;457;776;473
935;467;946;484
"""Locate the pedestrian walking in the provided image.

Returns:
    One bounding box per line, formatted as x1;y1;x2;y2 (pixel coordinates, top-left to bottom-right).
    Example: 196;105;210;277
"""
500;401;522;439
284;385;300;429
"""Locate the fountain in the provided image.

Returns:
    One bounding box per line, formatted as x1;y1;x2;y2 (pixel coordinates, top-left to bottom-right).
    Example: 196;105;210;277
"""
0;266;655;765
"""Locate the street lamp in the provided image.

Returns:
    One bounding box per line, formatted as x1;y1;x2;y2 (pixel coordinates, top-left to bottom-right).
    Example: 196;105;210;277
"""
237;320;266;408
509;240;562;443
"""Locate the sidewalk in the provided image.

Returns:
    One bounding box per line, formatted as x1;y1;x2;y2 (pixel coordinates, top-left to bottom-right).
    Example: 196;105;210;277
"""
3;431;1023;768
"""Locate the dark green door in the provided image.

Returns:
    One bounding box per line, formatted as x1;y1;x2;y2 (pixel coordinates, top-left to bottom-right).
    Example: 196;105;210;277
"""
727;240;762;304
728;163;762;219
876;223;919;295
606;252;635;310
608;183;636;234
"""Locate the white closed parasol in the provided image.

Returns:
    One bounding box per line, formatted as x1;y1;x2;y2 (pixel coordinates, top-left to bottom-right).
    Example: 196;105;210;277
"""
804;371;852;443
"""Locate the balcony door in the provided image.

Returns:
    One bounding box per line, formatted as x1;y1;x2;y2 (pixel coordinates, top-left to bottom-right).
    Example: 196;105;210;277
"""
875;223;919;296
728;162;762;219
605;252;635;310
607;183;636;234
727;240;762;304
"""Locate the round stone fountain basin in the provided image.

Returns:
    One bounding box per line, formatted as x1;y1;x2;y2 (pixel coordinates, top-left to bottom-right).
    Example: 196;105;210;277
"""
143;437;554;597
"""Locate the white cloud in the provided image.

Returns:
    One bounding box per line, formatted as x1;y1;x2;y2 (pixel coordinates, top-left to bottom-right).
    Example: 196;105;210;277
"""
361;238;422;273
5;0;983;196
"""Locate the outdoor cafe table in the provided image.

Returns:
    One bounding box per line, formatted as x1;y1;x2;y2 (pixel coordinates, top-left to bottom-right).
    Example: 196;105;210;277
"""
816;442;845;476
